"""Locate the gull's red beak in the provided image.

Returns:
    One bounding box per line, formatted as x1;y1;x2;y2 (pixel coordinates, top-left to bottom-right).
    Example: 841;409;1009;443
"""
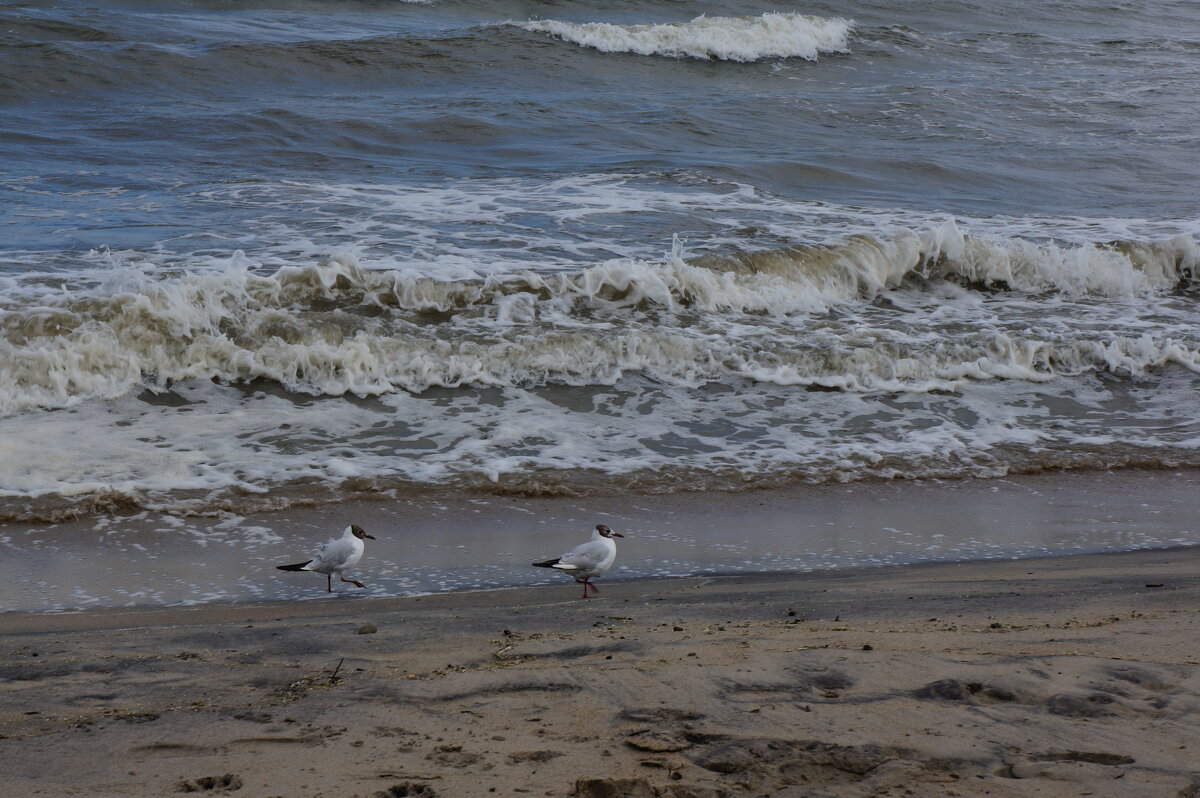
365;534;377;540
612;532;625;538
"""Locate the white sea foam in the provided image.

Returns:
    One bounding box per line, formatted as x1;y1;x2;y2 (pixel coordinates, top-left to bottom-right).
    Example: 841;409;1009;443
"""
3;369;1200;508
5;174;1200;507
515;13;854;62
24;173;1176;295
2;222;1198;415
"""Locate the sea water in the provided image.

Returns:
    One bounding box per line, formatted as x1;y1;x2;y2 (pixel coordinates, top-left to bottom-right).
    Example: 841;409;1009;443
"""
3;0;1199;607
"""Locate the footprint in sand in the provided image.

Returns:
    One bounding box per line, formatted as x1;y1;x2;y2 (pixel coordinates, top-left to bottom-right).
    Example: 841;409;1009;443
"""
375;784;437;798
177;773;242;793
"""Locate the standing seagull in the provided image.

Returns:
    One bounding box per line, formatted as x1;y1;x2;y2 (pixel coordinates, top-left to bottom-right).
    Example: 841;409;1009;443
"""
277;524;376;593
533;524;624;599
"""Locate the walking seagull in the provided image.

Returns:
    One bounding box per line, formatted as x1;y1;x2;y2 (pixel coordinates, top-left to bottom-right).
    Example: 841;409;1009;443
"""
277;524;376;593
533;524;624;598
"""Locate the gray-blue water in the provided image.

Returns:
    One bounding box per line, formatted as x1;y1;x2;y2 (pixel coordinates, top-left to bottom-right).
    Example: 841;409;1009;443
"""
3;0;1200;519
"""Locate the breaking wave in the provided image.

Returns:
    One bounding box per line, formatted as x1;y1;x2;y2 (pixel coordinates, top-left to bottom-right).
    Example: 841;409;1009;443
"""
2;223;1198;414
514;12;855;62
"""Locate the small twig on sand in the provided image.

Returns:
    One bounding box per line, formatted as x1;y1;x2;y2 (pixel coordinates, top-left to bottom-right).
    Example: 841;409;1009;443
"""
330;657;345;684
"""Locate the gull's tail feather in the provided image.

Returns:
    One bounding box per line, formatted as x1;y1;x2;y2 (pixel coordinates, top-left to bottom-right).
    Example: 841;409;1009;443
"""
276;561;312;572
532;557;561;568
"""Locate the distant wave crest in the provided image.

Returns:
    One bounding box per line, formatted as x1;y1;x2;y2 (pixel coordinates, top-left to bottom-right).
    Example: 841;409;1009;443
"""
514;12;855;62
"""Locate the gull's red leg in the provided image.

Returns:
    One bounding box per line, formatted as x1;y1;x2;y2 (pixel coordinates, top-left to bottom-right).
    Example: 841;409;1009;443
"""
341;578;366;589
327;574;333;592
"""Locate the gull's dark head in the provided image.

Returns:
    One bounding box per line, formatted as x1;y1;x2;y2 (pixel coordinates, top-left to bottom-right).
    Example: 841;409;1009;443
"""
596;524;624;539
350;524;376;540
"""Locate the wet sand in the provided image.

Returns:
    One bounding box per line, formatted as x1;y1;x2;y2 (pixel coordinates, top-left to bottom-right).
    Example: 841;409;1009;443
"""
4;546;1200;797
4;468;1200;612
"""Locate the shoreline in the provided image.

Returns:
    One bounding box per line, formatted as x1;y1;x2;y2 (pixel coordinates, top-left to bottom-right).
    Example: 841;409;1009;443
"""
1;542;1197;635
4;467;1200;614
4;547;1200;797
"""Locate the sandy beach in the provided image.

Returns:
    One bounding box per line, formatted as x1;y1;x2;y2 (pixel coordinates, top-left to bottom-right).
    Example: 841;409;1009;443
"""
4;545;1199;797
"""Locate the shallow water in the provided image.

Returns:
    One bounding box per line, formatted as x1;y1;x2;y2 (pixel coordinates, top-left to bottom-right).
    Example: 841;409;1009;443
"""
2;471;1196;613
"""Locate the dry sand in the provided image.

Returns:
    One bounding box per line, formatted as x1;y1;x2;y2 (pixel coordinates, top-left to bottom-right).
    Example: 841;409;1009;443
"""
3;547;1200;797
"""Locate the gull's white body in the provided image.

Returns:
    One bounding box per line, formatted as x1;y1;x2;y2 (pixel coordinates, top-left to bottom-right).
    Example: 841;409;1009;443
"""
533;524;623;598
303;526;366;576
277;524;374;592
551;529;618;581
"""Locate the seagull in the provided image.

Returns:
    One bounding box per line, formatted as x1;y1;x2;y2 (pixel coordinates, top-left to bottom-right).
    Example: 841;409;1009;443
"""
533;524;624;599
277;524;376;593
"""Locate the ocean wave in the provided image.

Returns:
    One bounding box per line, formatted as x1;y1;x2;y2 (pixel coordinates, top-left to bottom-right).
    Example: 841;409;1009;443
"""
1;225;1198;413
694;224;1199;298
0;31;496;100
513;12;854;62
0;16;125;44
